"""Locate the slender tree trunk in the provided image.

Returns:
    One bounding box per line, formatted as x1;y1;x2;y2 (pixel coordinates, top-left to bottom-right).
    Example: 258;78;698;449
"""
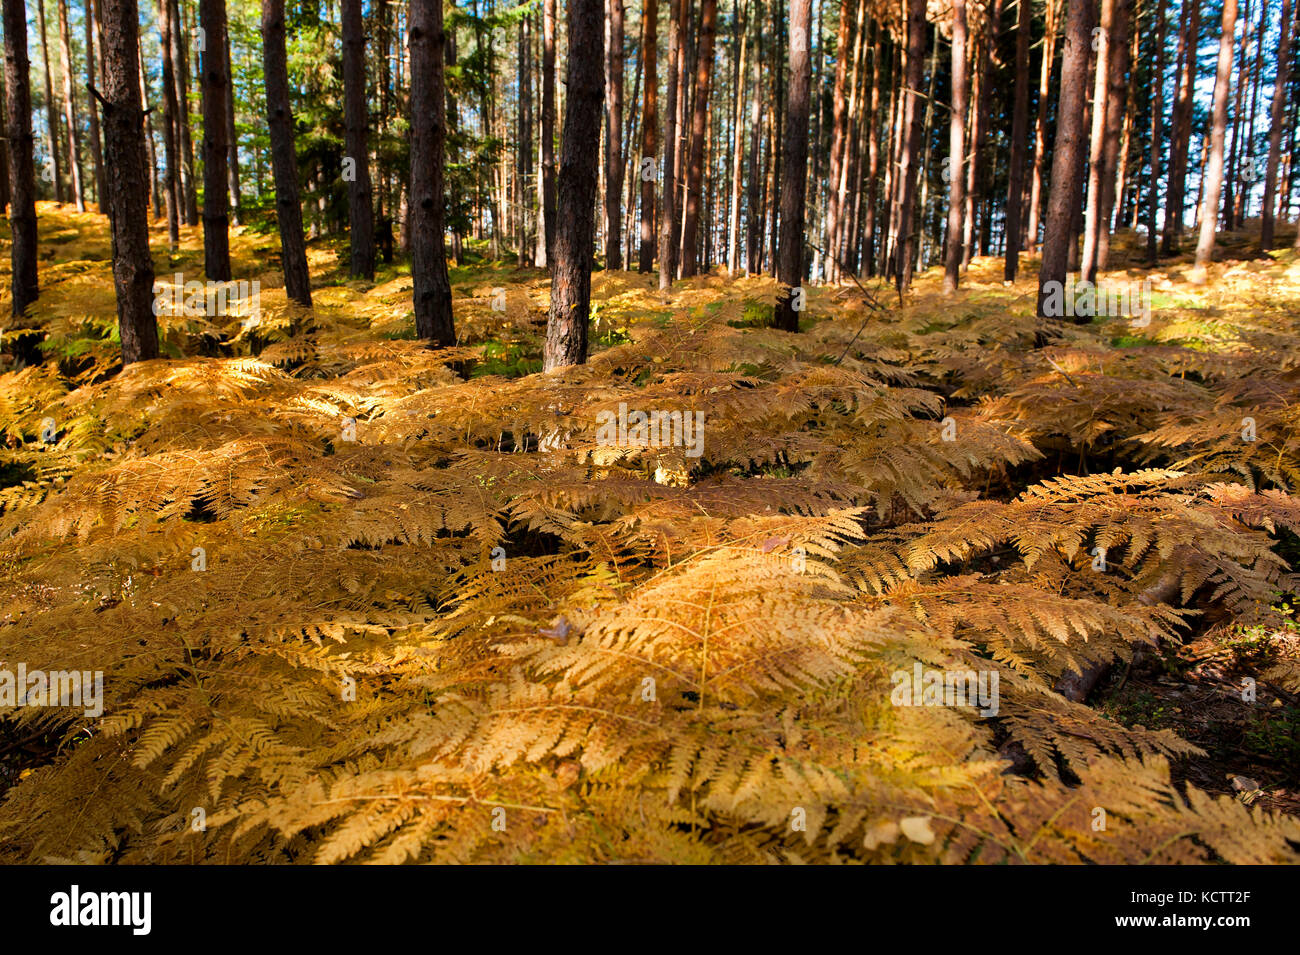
0;68;10;217
1261;0;1293;249
1095;0;1131;271
1037;0;1093;321
774;0;810;330
518;13;535;267
660;0;682;288
3;0;39;321
1003;0;1030;280
138;34;161;220
156;0;181;248
1027;0;1060;254
862;14;880;275
56;0;84;210
1146;0;1168;262
35;0;64;202
964;0;999;269
1163;0;1200;252
604;0;624;269
86;0;106;210
224;24;241;226
726;0;747;276
1193;0;1239;279
409;0;455;343
541;0;557;265
1223;0;1250;230
545;0;603;368
99;0;159;363
638;0;659;272
1080;0;1115;285
170;0;198;225
679;0;717;277
261;0;311;306
342;0;376;277
200;0;231;281
893;0;925;293
945;0;969;293
825;0;852;282
745;0;763;274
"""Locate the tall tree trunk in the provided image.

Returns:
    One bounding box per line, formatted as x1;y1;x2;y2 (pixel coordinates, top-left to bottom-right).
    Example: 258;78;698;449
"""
604;0;624;269
86;0;106;210
1095;0;1131;270
544;0;603;369
1146;0;1168;263
825;0;853;283
139;34;161;220
3;0;39;321
862;14;880;275
342;0;376;278
0;68;10;217
945;0;969;293
1162;0;1200;253
261;0;311;306
638;0;659;272
1004;0;1030;280
409;0;455;343
1027;0;1060;254
223;25;241;226
56;0;84;210
963;0;999;269
200;0;231;281
98;0;159;363
1223;0;1250;230
1080;0;1115;285
1037;0;1093;321
744;0;763;275
541;0;557;265
659;0;682;288
157;0;181;248
1193;0;1238;279
726;0;747;276
35;0;64;202
774;0;810;331
679;0;717;277
170;0;198;225
518;13;535;267
1261;0;1294;249
893;0;925;293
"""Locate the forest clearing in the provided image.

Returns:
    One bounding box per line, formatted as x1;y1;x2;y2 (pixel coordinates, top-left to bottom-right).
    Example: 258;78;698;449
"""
1;0;1299;873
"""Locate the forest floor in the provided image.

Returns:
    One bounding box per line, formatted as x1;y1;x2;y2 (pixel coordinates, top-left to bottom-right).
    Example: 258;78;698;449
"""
0;202;1298;863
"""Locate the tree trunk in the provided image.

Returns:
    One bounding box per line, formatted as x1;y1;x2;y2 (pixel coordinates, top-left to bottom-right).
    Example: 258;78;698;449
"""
86;0;106;211
1261;0;1293;250
862;14;880;275
342;0;376;278
1002;0;1030;281
544;0;603;369
542;0;558;265
1193;0;1238;279
1222;0;1251;231
1162;0;1200;253
261;0;311;306
638;0;659;272
518;13;535;267
57;0;84;210
604;0;624;269
1037;0;1093;321
744;0;763;275
35;0;64;202
679;0;717;277
726;0;747;276
945;0;969;293
1095;0;1131;270
224;25;241;226
409;0;455;344
139;34;161;220
825;0;853;283
1146;0;1168;263
171;0;199;225
200;0;231;281
1080;0;1115;285
99;0;159;363
774;0;810;331
893;0;925;293
660;0;682;288
3;0;39;320
1027;0;1060;254
156;0;181;249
